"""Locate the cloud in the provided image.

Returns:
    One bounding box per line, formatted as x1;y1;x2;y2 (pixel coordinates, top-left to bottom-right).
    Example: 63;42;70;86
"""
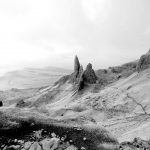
0;0;150;74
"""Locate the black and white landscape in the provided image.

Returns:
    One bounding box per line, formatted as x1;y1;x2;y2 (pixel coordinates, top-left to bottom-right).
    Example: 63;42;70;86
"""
1;0;150;150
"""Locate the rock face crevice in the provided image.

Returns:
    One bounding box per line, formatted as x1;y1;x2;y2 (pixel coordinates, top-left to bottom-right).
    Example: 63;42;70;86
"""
137;50;150;72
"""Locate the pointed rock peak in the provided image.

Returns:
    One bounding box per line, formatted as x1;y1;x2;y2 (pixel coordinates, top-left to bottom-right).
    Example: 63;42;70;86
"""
137;50;150;72
83;63;97;84
86;63;93;70
74;55;80;74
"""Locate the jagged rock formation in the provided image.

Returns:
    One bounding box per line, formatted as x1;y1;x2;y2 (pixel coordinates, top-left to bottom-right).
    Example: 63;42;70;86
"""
72;56;97;90
74;55;80;77
137;50;150;72
83;63;97;84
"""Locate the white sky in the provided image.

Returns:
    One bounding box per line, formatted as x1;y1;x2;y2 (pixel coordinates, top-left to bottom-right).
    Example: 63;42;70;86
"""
0;0;150;74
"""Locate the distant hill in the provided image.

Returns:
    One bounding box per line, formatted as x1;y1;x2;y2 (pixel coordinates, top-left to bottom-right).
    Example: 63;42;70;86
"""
0;66;72;90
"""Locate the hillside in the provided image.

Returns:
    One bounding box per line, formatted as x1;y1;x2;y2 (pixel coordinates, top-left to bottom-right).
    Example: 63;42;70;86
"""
0;67;71;90
1;51;150;149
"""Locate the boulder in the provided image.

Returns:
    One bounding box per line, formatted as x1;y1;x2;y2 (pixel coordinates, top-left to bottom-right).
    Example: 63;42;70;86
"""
41;138;60;150
83;63;97;84
34;130;42;139
0;101;3;107
24;141;32;150
137;50;150;72
7;145;20;150
65;145;78;150
29;142;41;150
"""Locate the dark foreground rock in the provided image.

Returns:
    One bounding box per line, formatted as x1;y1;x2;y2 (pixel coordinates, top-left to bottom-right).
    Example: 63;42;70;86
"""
119;137;150;150
0;117;118;150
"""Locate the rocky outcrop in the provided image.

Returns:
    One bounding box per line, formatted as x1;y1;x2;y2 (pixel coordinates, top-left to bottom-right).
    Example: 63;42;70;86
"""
83;63;97;84
29;142;41;150
72;56;97;90
41;138;60;150
137;50;150;72
74;55;80;77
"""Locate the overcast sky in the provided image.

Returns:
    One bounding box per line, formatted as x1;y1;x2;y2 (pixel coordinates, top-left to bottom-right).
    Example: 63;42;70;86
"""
0;0;150;74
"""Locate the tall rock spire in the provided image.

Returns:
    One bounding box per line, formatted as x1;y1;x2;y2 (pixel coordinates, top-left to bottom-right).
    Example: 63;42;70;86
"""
74;55;80;77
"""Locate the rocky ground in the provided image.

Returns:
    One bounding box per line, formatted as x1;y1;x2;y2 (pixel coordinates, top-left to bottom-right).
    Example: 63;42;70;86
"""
0;117;118;150
1;126;150;150
0;129;79;150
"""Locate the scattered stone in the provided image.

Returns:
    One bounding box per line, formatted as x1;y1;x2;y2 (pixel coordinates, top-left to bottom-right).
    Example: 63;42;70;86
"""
29;142;41;150
3;146;8;150
34;130;42;139
51;133;56;138
14;139;18;143
24;141;32;150
65;145;78;150
69;140;73;143
41;138;60;150
61;136;66;142
18;140;24;144
31;123;35;126
8;145;20;150
133;137;142;144
1;144;5;149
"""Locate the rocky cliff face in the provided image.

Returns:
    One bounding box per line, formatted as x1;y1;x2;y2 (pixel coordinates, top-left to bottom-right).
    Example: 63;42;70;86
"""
137;50;150;72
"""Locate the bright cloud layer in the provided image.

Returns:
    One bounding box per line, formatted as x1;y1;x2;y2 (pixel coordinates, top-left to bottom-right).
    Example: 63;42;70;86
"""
0;0;150;74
